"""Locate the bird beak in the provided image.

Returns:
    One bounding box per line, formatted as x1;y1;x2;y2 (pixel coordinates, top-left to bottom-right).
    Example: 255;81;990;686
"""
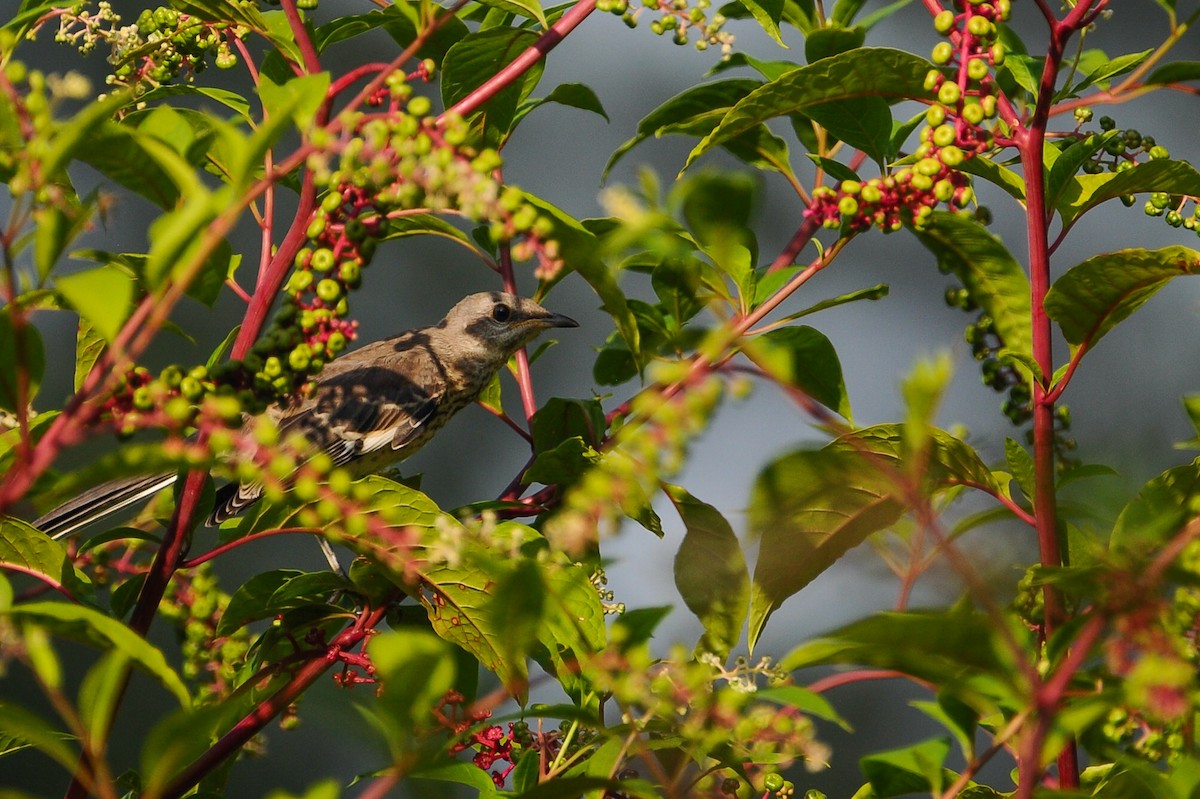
534;311;579;329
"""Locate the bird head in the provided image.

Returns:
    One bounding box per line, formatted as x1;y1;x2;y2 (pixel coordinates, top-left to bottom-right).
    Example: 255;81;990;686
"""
440;291;579;361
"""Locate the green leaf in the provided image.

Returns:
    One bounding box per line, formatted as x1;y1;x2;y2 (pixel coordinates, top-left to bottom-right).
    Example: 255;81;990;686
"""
79;125;179;209
380;213;478;251
744;326;852;421
685;48;935;170
708;53;799;81
379;5;470;67
667;485;749;658
258;72;331;134
41;93;131;181
805;154;861;183
442;29;543;147
1110;458;1200;555
808;96;894;165
73;320;106;393
1145;61;1200;85
998;54;1041;98
911;212;1032;366
1045;131;1120;211
779;605;1017;698
1066;49;1152;95
740;0;787;47
411;762;499;799
860;737;952;797
756;684;851;729
520;194;639;354
486;559;545;690
5;602;190;706
604;79;759;179
369;629;457;749
0;309;44;413
956;155;1026;203
33;193;95;280
0;700;79;773
514;82;609;131
476;0;548;26
1004;437;1034;506
217;569;347;637
1044;246;1200;353
804;25;865;64
78;651;131;746
747;446;903;650
145;193;217;290
56;265;135;343
0;517;92;599
139;701;243;796
531;555;607;702
1055;159;1200;229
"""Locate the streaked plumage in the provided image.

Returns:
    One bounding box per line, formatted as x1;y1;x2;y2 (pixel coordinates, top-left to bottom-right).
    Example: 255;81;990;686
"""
35;292;577;537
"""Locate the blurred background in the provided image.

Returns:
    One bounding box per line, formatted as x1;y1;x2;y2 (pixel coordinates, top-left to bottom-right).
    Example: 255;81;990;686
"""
5;0;1200;795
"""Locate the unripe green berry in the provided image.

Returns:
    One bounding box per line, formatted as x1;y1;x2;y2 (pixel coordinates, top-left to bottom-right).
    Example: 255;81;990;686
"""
926;104;947;126
306;216;326;240
933;10;955;33
931;42;953;65
407;95;432;117
837;196;859;217
932;124;957;147
965;15;992;36
310;248;335;272
937;81;962;105
1149;145;1170;160
967;58;989;81
961;102;984;125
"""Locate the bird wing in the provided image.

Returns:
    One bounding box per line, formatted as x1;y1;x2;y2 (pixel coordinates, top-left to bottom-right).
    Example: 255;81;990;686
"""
275;335;447;466
210;335;448;525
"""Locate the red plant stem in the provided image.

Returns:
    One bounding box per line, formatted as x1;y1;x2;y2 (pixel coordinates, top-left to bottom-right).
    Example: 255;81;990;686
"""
442;0;598;121
807;668;931;694
281;0;322;75
179;527;321;569
1012;5;1104;794
161;604;390;799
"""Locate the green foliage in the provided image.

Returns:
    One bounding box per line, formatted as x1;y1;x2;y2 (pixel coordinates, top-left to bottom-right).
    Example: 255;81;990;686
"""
3;1;1200;797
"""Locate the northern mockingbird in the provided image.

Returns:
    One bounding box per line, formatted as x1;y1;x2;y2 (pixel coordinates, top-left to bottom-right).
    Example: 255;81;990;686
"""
35;291;578;538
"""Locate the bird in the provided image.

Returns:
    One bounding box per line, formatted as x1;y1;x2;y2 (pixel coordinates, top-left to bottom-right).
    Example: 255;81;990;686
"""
34;291;578;539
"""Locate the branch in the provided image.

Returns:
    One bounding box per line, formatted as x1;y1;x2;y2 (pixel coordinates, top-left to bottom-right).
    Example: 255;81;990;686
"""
442;0;597;121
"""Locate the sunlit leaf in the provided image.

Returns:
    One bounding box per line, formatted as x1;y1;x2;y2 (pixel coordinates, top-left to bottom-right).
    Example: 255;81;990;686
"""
1044;245;1200;353
911;212;1032;366
685;48;935;170
667;485;749;658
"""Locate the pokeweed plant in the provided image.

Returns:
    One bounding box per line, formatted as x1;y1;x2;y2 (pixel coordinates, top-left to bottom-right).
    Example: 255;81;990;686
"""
1;0;1200;798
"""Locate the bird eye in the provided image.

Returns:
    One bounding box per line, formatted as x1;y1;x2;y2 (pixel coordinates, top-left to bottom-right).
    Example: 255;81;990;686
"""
491;303;512;323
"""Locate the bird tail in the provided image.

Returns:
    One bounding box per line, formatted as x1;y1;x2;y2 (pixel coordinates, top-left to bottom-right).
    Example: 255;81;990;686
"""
34;472;178;540
209;482;262;526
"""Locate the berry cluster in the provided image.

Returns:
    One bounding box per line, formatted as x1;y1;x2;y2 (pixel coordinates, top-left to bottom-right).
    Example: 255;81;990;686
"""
590;643;829;795
806;0;1011;233
597;0;734;56
159;561;252;703
436;692;530;788
70;535;250;703
1069;113;1198;232
51;2;240;94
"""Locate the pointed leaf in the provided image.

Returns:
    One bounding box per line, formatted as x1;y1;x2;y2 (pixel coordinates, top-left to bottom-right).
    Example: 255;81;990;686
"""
741;0;786;46
745;326;852;420
1044;246;1200;353
667;485;749;658
0;517;92;598
1055;159;1200;229
685;48;935;170
1004;437;1035;506
56;265;135;343
1111;458;1200;555
604;80;763;180
747;447;903;650
911;211;1032;364
6;602;190;706
442;29;543;147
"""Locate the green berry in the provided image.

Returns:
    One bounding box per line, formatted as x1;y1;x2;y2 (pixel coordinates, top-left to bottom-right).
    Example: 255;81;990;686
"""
931;42;953;65
933;10;955;33
937;81;962;106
